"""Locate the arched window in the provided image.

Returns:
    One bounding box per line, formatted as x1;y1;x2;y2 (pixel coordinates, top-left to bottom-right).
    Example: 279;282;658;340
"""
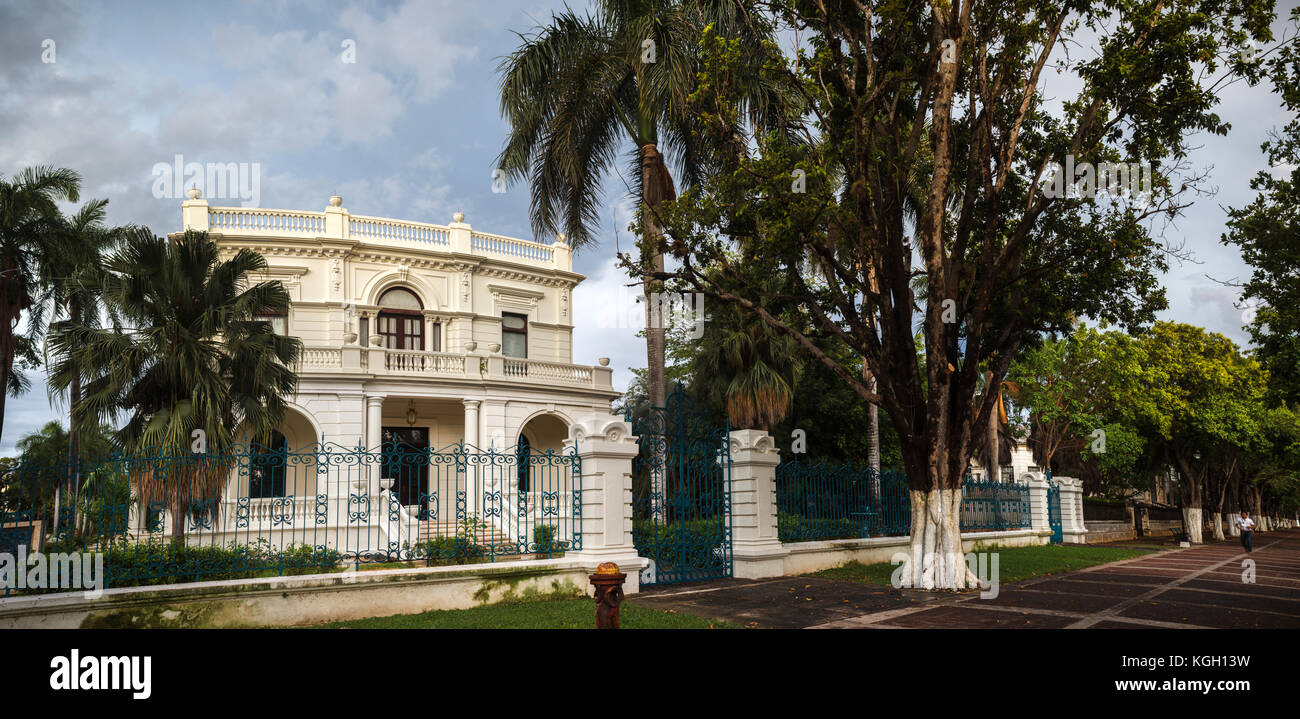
516;434;531;493
376;287;427;351
249;430;288;498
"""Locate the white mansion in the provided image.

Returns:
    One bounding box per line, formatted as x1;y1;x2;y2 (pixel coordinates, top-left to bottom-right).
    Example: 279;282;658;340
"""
166;191;619;554
179;190;618;453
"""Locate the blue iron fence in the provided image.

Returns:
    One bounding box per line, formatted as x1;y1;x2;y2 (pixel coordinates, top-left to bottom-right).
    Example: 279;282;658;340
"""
959;476;1032;531
628;387;733;586
0;442;580;594
774;460;1032;542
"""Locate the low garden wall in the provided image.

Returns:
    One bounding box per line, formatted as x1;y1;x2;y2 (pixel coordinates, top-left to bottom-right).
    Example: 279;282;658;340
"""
1085;520;1135;543
780;528;1052;575
0;556;633;629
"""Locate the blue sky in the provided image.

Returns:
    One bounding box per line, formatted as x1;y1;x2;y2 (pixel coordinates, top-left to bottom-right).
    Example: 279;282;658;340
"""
0;0;1294;453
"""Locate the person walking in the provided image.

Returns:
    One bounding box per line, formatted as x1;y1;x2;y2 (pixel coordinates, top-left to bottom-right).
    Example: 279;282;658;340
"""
1234;511;1255;553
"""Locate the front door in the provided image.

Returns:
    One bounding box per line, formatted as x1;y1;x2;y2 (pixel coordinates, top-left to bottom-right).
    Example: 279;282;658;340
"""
383;427;430;514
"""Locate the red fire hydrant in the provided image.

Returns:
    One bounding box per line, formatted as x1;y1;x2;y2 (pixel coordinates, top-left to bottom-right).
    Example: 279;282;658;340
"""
590;562;627;629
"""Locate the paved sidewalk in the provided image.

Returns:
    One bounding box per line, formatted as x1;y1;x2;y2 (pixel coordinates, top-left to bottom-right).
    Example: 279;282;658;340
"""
627;529;1300;629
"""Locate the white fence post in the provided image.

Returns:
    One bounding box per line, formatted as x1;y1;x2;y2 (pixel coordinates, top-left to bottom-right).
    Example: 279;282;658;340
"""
727;429;789;579
1024;472;1051;537
1054;476;1088;543
565;413;648;592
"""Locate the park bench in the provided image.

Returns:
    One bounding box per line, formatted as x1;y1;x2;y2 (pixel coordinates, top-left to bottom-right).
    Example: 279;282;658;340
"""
1170;524;1190;543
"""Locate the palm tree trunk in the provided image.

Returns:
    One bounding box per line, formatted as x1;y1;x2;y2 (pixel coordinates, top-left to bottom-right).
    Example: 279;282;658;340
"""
986;372;999;482
0;268;18;444
865;369;879;473
641;143;671;524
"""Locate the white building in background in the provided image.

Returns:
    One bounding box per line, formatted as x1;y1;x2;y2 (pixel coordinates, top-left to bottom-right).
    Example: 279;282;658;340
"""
164;191;619;553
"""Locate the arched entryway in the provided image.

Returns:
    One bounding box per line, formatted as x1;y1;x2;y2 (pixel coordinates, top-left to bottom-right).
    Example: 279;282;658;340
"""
376;287;425;351
515;413;569;494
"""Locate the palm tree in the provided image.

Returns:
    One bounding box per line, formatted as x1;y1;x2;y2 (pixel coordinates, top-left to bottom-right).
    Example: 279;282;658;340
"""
691;295;799;432
0;166;82;441
496;0;782;413
49;229;301;541
28;199;123;521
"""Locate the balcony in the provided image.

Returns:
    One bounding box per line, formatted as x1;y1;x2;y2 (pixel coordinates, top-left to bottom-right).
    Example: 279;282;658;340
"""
182;193;572;272
295;345;613;392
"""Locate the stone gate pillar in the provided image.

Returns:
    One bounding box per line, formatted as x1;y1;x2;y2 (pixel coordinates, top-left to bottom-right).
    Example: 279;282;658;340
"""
565;413;648;593
1055;476;1088;544
727;430;789;579
1024;472;1051;538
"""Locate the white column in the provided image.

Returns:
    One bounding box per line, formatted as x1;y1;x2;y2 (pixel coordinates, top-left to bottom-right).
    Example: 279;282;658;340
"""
1024;472;1052;539
463;399;480;515
365;395;384;493
565;412;649;593
1057;476;1087;543
727;429;789;579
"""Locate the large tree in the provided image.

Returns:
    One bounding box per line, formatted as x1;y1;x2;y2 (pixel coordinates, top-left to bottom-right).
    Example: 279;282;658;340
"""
653;0;1271;588
1222;9;1300;406
1007;325;1142;474
49;229;300;540
496;0;790;412
0;166;82;441
1118;323;1266;543
27;199;123;519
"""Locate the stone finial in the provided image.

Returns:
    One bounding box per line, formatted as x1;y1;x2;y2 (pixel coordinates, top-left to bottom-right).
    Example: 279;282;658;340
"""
597;357;610;367
186;187;202;200
488;343;501;354
329;195;343;207
464;341;477;352
556;232;567;244
453;211;465;223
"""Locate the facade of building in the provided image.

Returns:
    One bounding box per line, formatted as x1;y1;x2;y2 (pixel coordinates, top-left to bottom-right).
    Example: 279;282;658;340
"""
167;192;619;554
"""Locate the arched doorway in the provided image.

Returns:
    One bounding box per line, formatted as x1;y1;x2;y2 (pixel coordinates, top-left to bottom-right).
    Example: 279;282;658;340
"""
249;430;288;498
515;413;569;495
376;287;425;351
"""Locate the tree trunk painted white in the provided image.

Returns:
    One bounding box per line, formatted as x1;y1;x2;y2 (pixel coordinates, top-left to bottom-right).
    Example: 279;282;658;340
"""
1211;512;1224;541
896;488;981;590
1182;507;1203;544
1226;513;1239;537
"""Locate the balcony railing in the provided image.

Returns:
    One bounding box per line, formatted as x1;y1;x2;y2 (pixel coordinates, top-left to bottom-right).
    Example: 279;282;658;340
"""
384;349;466;375
503;357;594;385
184;197;571;271
292;346;612;391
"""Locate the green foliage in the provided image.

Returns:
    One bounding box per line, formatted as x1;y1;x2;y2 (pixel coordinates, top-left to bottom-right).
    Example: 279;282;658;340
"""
307;598;739;630
652;0;1271;489
1222;9;1300;405
0;165;83;430
417;537;488;566
632;517;725;558
48;229;301;455
811;544;1152;587
532;523;565;554
31;538;343;592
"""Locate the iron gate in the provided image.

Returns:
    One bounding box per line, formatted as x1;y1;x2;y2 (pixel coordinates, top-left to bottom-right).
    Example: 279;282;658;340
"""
629;387;733;586
1047;480;1063;543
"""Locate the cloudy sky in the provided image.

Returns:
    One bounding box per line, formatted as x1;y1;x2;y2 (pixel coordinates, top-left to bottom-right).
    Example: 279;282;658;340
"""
0;0;1294;453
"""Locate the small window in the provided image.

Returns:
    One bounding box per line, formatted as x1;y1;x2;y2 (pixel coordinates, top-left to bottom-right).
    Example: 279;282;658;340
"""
255;311;288;335
378;287;423;310
502;313;527;358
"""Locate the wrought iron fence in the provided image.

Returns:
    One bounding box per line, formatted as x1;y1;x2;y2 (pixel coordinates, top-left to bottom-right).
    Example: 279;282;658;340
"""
0;442;580;594
959;476;1032;531
774;460;1032;542
628;387;733;586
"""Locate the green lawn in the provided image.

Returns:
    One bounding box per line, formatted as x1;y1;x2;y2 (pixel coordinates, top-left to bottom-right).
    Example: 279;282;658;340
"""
301;597;740;629
809;543;1153;586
